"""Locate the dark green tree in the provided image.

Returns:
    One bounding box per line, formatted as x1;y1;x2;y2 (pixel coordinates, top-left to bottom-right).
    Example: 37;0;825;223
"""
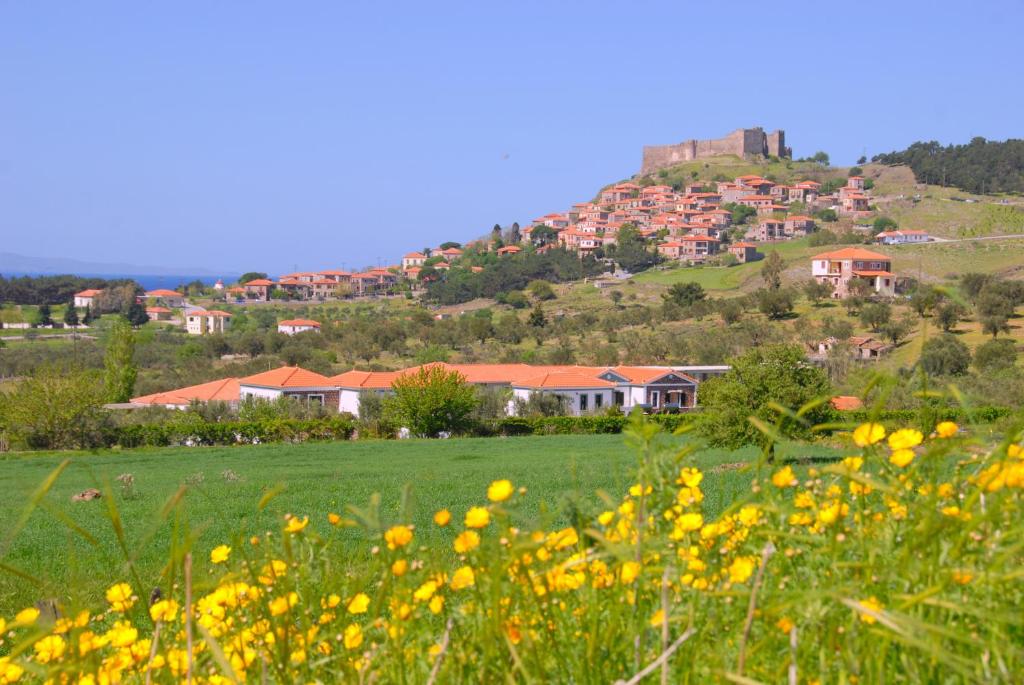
103;317;138;402
761;251;785;290
124;302;150;327
63;298;79;327
919;334;971;377
35;304;53;327
662;282;706;308
974;338;1017;373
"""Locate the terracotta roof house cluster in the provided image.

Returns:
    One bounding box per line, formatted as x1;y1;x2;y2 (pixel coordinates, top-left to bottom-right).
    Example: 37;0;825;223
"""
131;363;733;417
278;319;321;335
811;247;897;298
816;335;894;361
238;268;400;302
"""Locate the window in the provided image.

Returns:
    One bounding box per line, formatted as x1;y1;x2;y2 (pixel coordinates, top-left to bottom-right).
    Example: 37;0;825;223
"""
308;394;325;407
594;393;603;409
579;393;588;411
613;391;625;406
650;390;660;407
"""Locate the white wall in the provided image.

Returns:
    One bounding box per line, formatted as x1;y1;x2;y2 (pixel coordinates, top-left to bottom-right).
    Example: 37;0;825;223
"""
239;386;282;401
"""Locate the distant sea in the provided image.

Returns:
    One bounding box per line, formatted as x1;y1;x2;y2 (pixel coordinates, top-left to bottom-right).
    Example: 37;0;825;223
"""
2;272;239;292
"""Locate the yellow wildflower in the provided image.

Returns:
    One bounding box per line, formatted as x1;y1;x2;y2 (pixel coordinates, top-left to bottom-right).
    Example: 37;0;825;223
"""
487;479;514;502
454;530;481;553
343;623;363;650
548;527;579;550
677;467;703;488
328;512;342;526
149;599;179;622
464;506;490;529
727;556;756;584
33;635;66;663
433;509;452;526
14;607;39;626
935;421;958;438
413;580;439;602
649;609;665;627
619;561;641;585
391;559;409;576
269;592;297;616
284;515;309;534
776;616;794;633
384;524;413;550
450;565;475;590
675;512;703;533
853;422;886;447
888;428;923;451
952;570;973;585
771;466;796;488
347;593;370;615
429;595;445;614
210;545;231;564
890;449;915;468
105;583;135;612
857;597;883;624
0;657;25;684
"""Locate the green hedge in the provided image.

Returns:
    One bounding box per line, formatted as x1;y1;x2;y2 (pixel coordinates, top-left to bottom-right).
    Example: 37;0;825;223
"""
840;406;1014;425
477;414;691;437
105;416;357;448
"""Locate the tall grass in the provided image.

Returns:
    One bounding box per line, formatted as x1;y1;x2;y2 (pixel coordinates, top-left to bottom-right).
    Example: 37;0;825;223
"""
0;409;1022;683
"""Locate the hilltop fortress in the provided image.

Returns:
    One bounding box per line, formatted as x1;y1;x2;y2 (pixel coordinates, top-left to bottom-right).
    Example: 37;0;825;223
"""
640;127;791;175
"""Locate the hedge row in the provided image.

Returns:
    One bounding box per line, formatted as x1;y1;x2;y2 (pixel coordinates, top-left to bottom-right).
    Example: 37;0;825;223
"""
106;416;357;448
478;414;690;437
842;406;1014;425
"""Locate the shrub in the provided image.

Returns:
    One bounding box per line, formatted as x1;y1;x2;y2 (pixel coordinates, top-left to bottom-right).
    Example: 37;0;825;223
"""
383;365;478;437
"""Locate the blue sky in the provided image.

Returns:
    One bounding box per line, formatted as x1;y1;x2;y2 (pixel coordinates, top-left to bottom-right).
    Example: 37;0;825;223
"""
2;1;1020;274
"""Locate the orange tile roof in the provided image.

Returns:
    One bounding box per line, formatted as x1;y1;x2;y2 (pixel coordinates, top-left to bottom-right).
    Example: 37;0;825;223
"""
145;289;183;297
851;270;894;277
680;235;719;242
75;289;103;297
279;319;321;327
610;366;697;384
813;248;890;261
145;306;171;313
244;279;276;286
239;366;334;388
730;242;757;248
403;252;426;259
330;369;403;389
317;269;351;276
188;309;231;317
830;395;864;411
132;377;240;406
515;371;617;389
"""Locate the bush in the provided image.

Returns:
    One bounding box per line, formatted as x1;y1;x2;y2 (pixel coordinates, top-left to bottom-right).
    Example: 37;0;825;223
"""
920;334;971;376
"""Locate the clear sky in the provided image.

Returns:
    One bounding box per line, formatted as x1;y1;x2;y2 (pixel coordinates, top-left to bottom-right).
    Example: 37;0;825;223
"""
2;1;1021;274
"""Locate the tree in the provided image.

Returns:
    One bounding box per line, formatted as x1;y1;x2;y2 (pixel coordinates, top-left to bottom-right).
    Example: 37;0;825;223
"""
81;305;95;326
756;288;794;320
821;315;854;342
530;224;558;246
722;202;758;225
382;365;478;437
124;302;150;327
974;338;1017;373
527;280;556;301
856;155;867;164
981;315;1011;338
63;298;79;327
919;335;971;377
662;282;706;308
697;344;833;453
239;272;268;284
761;251;785;289
815;208;838;222
527;303;547;345
103;317;138;403
491;224;502;246
609;224;661;273
872;217;898;235
34;304;53;327
513;391;567;417
848;166;864;177
859;302;892;331
811;151;830;166
439;241;462;250
935;301;965;332
802;279;833;305
717;299;743;325
509;222;522;244
0;367;108;449
879;315;914;346
909;286;939;317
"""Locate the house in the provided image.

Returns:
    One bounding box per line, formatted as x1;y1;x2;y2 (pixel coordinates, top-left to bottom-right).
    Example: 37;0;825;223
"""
875;230;931;245
145;306;173;321
439;247;464;262
497;245;522;256
239;366;338;408
811;248;896;298
213;279;224;291
278;319;321;335
784;215;816;236
840;193;870;214
657;241;687;260
402;252;427;270
131;378;241;409
185;310;231;335
511;371;617;414
728;242;762;263
750;219;786;241
144;289;186;308
316;270;352;283
736;195;774;211
678;235;719;261
74;289;103;308
847;176;866;191
243;279;275;301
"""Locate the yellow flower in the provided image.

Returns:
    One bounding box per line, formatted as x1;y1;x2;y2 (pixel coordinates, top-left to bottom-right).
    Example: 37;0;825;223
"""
771;466;797;488
414;580;439;602
952;570;973;585
284;515;309;534
853;422;886;447
328;512;342;526
391;559;409;577
105;583;135;612
33;634;66;663
210;545;231;564
776;616;794;634
889;449;915;468
384;524;413;550
433;509;452;526
857;597;883;624
841;456;864;471
0;657;25;684
428;595;445;614
677;467;703;488
675;513;704;533
149;599;179;622
935;421;958;438
343;623;363;650
464;506;490;529
548;527;579;550
487;479;514;502
450;565;476;590
888;429;923;451
322;594;341;609
727;556;756;584
14;607;39;626
619;561;641;585
454;530;481;554
649;609;665;627
269;592;298;616
347;593;370;615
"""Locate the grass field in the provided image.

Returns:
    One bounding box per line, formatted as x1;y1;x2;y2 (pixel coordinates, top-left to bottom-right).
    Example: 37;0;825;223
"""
0;433;839;611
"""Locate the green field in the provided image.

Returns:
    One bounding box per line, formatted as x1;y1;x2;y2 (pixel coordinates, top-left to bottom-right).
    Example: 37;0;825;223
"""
0;433;838;611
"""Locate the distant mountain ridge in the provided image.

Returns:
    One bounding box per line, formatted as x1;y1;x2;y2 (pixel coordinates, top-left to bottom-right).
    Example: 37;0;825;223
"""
0;252;223;278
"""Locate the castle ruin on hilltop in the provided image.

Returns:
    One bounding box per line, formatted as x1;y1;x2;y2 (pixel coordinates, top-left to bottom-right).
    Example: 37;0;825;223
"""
640;127;791;176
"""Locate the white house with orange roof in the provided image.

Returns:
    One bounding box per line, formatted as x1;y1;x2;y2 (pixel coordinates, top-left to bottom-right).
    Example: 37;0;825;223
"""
278;318;321;335
185;310;231;335
131;377;241;409
74;289;103;308
812;247;896;298
875;229;931;245
144;289;186;308
238;366;338;407
402;252;427;270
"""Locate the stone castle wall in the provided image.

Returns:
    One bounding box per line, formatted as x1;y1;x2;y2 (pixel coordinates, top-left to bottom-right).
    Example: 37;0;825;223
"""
640;127;789;176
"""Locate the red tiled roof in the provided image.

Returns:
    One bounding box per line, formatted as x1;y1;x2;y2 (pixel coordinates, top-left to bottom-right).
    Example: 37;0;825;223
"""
132;377;240;406
515;371;617;389
239;366;333;388
831;395;864;411
145;306;171;314
145;289;183;298
75;289;103;297
813;248;890;261
279;319;321;327
244;279;276;286
851;270;894;277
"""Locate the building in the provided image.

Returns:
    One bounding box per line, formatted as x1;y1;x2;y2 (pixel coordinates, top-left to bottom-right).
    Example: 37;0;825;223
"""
640;127;790;175
811;248;896;298
750;219;786;241
131;378;240;409
243;279;275;301
875;230;931;245
74;289;103;308
145;306;173;321
728;242;761;263
239;366;339;408
402;252;427;270
213;279;224;291
185;310;231;335
497;245;522;256
278;319;321;335
784;215;816;236
144;289;186;308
